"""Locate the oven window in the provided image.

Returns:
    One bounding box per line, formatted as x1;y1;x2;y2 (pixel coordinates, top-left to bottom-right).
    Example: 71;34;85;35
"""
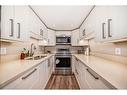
56;57;71;68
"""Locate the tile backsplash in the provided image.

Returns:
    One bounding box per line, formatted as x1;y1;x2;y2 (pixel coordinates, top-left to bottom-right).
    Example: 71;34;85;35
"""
0;38;42;63
89;39;127;57
1;37;127;64
89;39;127;64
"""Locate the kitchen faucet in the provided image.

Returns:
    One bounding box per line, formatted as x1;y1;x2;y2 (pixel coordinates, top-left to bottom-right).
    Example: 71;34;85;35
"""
30;43;36;56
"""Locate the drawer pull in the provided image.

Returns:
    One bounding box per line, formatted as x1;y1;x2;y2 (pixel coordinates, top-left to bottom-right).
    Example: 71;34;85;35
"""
108;19;112;37
17;23;21;38
22;68;37;80
102;22;106;39
86;69;99;80
9;19;14;37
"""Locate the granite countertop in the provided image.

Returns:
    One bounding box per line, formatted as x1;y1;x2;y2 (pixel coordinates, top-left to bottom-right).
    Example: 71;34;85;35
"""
0;54;54;88
73;54;127;89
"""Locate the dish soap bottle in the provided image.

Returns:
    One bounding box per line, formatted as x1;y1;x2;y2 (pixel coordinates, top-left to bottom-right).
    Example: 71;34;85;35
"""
20;51;25;60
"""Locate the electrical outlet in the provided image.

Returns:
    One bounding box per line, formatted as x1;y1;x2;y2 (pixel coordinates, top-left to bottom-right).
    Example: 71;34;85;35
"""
115;48;121;55
0;47;7;55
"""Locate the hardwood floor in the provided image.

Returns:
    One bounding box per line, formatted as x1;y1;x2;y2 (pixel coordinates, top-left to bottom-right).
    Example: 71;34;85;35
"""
45;73;80;89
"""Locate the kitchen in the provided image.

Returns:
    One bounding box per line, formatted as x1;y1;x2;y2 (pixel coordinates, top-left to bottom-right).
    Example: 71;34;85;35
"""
0;5;127;90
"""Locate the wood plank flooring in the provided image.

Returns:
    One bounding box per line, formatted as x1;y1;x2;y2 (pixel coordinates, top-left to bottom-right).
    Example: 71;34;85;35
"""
45;74;80;89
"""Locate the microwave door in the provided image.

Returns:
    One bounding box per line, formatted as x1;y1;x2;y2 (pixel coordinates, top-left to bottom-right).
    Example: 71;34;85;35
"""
56;37;66;43
56;37;71;44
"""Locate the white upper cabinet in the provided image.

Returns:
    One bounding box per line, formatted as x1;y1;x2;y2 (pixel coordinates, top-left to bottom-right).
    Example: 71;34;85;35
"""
28;7;44;40
71;29;80;46
47;29;56;46
72;29;88;46
95;6;127;42
79;7;97;40
38;29;55;46
14;6;29;42
108;6;127;40
1;6;29;42
1;6;15;40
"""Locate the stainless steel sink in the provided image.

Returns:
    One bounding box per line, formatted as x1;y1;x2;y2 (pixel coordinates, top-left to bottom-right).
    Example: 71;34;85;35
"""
34;55;47;60
25;55;47;60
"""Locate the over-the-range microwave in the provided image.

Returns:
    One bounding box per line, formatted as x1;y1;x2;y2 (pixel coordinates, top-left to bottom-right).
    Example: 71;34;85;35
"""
56;36;71;45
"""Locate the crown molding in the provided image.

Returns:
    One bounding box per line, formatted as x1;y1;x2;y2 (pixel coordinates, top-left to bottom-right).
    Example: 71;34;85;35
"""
28;5;95;31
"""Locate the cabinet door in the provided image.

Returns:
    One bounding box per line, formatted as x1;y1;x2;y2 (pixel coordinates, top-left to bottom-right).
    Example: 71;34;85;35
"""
80;7;97;39
71;29;80;46
78;61;90;89
72;56;76;74
14;6;29;42
43;60;49;87
39;61;47;89
1;6;15;40
107;6;127;40
49;56;54;74
47;29;56;46
95;6;127;42
76;60;82;88
94;6;108;42
74;58;81;87
28;7;37;34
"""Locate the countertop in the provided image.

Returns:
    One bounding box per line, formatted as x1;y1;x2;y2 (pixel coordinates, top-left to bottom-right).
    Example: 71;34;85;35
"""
73;54;127;89
1;54;127;89
0;54;54;88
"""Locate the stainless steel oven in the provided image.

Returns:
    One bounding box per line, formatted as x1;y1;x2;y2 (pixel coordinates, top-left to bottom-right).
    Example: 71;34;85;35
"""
55;54;71;69
55;48;72;74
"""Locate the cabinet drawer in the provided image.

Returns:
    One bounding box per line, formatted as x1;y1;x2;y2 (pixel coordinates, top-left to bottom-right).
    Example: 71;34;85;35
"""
85;68;109;89
79;63;90;89
3;66;40;89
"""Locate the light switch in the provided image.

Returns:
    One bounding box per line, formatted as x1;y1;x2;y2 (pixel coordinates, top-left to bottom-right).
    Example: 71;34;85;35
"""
0;47;7;55
115;48;121;55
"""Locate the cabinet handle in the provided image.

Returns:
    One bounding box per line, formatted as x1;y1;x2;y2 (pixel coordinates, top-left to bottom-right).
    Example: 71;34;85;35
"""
108;19;112;37
17;23;20;38
22;68;37;80
9;19;14;37
102;23;106;39
86;69;99;80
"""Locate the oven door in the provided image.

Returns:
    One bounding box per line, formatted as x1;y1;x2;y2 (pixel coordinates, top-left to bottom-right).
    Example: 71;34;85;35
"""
55;55;71;69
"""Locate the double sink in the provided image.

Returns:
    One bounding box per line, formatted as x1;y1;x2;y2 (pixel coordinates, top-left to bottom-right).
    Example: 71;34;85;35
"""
25;55;47;60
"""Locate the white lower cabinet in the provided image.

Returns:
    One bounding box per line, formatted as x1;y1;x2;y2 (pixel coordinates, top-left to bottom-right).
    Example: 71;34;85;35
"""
39;60;48;89
72;56;76;74
3;56;54;89
73;56;114;89
85;68;109;89
74;57;89;89
78;61;89;89
4;65;40;89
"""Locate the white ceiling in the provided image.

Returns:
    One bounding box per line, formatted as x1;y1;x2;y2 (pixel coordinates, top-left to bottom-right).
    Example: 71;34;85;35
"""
31;6;93;30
